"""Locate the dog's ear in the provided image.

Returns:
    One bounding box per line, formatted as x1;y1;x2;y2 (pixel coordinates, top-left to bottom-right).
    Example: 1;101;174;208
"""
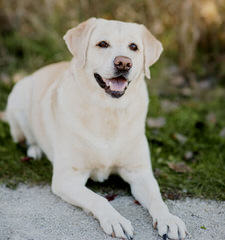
63;18;97;68
142;25;163;79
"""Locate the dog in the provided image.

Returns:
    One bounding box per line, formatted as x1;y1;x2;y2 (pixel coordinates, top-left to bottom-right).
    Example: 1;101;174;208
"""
3;18;186;239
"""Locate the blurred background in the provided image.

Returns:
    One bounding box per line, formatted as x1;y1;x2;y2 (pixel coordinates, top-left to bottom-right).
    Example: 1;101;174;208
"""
0;0;224;200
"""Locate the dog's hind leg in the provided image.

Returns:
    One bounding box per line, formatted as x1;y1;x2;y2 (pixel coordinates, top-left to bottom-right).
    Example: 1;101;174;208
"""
7;109;42;159
16;113;42;159
6;111;25;143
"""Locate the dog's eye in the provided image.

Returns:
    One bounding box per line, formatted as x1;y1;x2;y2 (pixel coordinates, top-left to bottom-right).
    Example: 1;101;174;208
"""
96;41;109;48
129;43;138;51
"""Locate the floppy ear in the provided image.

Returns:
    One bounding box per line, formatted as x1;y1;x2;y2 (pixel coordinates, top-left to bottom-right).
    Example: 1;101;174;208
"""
63;18;97;68
142;25;163;79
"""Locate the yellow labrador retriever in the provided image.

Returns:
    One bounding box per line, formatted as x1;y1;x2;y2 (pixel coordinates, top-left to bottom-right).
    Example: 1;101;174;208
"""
4;18;186;239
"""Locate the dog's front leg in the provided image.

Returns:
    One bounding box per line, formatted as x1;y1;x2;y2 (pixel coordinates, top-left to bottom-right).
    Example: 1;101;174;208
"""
52;164;134;239
119;168;187;240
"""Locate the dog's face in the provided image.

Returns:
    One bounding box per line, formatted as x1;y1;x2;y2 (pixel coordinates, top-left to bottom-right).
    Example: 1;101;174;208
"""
64;18;163;98
88;20;145;98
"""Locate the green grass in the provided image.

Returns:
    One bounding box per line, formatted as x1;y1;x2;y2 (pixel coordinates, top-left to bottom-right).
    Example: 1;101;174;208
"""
147;95;225;200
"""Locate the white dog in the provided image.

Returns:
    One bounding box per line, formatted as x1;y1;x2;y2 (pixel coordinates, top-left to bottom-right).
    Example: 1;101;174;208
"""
4;18;186;239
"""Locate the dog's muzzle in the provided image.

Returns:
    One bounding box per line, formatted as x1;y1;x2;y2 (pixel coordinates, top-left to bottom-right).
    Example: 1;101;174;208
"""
94;73;130;98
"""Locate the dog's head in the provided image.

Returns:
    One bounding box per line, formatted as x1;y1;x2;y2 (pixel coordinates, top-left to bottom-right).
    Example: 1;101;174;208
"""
64;18;163;98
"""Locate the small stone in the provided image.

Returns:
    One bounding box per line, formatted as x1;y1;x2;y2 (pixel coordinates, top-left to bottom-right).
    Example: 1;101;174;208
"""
161;100;179;112
220;128;225;138
184;151;193;160
181;88;192;96
147;117;166;128
172;133;187;144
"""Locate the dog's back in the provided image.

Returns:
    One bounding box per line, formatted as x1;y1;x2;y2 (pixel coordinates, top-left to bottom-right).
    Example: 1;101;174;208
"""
5;61;70;155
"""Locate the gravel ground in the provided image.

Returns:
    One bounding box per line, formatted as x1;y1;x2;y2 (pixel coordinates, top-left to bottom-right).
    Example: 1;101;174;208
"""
0;185;224;240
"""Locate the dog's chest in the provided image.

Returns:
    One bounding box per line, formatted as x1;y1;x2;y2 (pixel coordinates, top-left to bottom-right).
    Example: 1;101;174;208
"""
78;105;132;140
69;105;140;172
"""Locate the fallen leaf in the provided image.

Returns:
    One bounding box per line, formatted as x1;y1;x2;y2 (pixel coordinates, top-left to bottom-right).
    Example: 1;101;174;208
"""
172;133;187;144
170;75;185;86
206;112;216;124
168;162;192;173
134;200;141;205
105;194;118;201
20;156;32;162
147;117;166;128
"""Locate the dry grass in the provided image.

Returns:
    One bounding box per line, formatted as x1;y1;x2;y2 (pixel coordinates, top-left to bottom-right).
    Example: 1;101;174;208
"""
0;0;225;79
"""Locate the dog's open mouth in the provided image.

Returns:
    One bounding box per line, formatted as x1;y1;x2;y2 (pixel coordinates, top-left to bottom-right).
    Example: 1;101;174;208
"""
94;73;129;98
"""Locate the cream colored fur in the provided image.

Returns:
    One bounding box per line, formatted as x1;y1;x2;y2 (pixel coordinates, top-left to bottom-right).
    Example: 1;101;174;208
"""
5;18;186;240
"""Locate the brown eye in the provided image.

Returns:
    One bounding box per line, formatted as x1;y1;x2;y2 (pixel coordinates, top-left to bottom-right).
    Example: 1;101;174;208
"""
97;41;109;48
129;43;138;51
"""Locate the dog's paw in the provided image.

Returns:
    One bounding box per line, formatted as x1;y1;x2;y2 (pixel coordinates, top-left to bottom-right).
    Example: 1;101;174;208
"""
99;213;134;239
27;145;42;159
153;214;187;240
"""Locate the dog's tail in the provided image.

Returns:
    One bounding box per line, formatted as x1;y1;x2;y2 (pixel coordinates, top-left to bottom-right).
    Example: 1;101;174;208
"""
0;111;7;122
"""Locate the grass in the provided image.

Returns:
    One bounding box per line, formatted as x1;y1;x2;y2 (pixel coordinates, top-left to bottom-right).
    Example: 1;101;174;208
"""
148;94;225;200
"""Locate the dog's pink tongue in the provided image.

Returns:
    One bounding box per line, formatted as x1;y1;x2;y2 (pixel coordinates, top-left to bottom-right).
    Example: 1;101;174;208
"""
109;79;128;92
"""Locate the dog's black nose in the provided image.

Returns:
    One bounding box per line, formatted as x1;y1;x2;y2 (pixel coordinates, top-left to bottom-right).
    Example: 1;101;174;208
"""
114;56;132;72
